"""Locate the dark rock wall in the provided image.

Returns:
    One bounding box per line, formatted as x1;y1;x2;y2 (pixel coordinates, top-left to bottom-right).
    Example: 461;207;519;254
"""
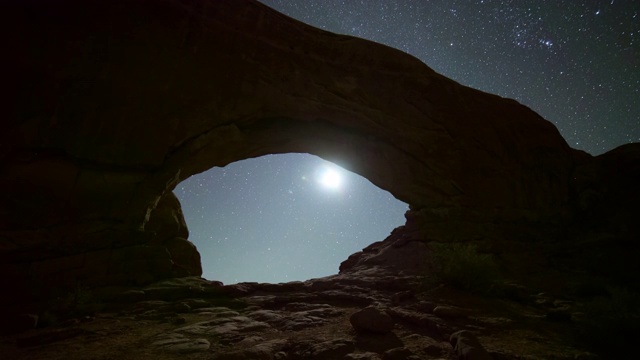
565;144;640;286
1;0;635;304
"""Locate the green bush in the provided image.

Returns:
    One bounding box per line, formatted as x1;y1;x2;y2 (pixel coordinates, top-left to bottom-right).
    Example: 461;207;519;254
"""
577;286;640;356
40;286;101;326
430;242;501;293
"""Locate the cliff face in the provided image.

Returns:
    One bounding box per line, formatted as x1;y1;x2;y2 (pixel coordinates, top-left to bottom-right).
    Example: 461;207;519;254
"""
0;0;635;305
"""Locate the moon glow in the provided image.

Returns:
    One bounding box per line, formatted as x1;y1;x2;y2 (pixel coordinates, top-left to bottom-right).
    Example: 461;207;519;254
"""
318;168;342;189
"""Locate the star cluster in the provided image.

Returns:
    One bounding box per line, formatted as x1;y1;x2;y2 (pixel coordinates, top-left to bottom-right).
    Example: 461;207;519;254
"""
177;1;639;284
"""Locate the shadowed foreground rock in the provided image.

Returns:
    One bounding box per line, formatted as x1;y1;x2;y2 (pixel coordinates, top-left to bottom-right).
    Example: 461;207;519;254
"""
349;306;394;334
0;273;604;359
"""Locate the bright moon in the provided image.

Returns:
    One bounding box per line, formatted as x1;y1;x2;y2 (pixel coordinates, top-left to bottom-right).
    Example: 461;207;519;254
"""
319;168;342;189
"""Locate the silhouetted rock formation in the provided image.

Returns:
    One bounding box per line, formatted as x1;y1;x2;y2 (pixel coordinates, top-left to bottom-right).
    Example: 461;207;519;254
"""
1;0;638;311
566;143;640;287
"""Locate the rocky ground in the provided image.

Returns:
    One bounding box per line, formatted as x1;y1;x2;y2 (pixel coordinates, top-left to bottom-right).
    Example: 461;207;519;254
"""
1;266;604;360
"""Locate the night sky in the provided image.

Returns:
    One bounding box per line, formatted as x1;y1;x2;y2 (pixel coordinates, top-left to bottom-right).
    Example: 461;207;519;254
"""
176;0;639;284
176;155;408;284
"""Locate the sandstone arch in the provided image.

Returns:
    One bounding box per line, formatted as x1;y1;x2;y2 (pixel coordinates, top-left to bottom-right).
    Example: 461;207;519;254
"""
2;0;576;303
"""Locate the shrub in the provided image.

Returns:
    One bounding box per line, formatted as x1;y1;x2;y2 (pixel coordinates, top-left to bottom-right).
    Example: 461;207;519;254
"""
40;285;101;326
429;242;501;293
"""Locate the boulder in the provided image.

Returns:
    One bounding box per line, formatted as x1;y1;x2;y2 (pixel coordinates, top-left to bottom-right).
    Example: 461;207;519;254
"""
449;330;491;360
350;306;394;334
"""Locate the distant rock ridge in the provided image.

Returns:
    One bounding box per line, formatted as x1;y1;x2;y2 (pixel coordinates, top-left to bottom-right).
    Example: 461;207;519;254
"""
1;0;638;308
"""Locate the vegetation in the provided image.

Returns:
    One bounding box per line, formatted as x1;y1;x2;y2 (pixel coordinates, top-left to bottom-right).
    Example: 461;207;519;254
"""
429;242;502;294
40;285;101;326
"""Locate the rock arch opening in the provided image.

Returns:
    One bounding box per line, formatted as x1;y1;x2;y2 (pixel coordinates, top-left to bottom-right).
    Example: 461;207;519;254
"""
175;153;409;284
1;0;582;310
